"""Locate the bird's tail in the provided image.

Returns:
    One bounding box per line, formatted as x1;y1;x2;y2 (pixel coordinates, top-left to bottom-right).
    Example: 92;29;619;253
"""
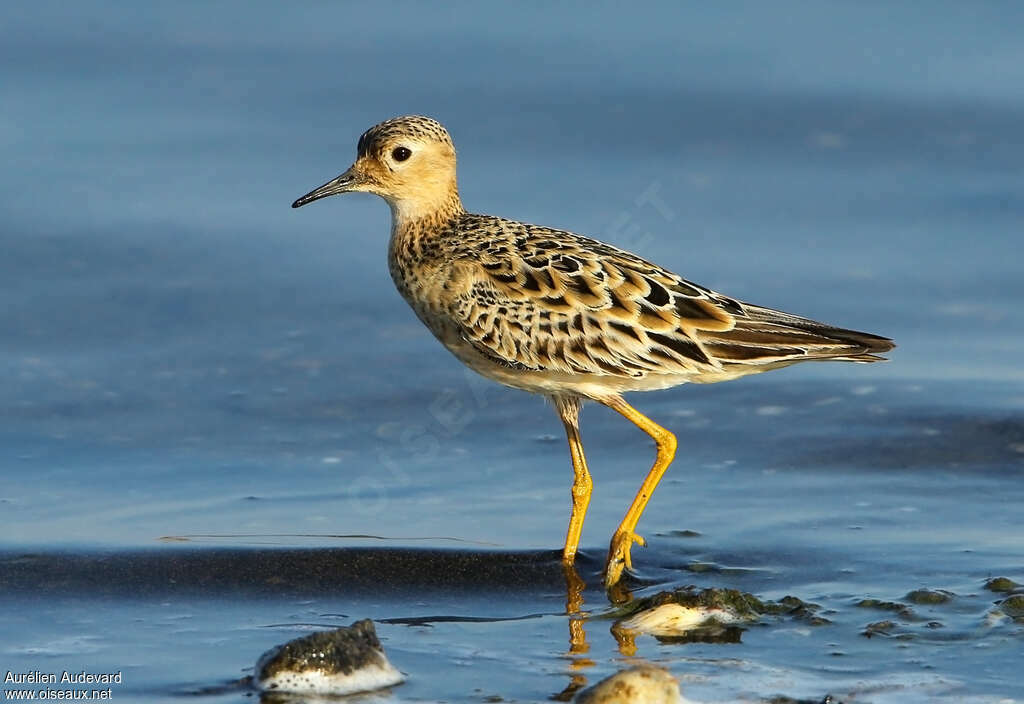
699;303;895;367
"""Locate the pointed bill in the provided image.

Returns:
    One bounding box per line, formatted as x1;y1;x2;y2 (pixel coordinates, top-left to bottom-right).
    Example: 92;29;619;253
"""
292;166;364;208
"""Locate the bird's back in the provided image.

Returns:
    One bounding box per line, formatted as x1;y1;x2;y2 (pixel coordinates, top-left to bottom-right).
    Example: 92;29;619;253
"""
390;212;893;395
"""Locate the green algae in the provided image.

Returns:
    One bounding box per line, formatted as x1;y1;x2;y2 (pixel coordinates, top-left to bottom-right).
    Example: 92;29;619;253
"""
861;619;916;639
984;577;1021;593
854;598;915;620
904;588;953;605
612;586;766;620
855;598;905;611
610;586;830;630
656;529;702;538
684;561;719;573
998;594;1024;620
767;596;833;626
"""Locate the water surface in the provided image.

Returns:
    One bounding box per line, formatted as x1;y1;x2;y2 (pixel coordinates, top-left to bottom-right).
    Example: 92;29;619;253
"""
2;2;1022;702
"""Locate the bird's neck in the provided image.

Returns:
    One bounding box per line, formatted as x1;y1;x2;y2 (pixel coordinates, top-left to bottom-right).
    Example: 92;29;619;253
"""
388;186;465;231
388;188;465;268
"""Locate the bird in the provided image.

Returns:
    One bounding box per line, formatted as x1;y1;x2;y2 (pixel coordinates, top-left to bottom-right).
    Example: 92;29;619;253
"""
291;115;894;589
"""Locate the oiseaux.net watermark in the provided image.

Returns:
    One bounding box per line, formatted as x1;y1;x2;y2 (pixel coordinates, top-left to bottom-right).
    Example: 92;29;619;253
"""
4;670;122;700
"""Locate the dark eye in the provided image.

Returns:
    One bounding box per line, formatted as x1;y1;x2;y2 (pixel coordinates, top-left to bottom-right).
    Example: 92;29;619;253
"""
391;146;412;162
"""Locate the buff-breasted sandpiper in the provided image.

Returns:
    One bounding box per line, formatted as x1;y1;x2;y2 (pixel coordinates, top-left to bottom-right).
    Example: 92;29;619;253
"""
292;115;894;589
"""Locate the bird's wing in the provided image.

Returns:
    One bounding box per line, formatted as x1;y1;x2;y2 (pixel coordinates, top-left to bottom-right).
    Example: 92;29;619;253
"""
447;218;892;378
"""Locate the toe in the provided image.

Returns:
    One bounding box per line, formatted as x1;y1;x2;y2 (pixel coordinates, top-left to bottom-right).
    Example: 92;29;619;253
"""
604;559;624;589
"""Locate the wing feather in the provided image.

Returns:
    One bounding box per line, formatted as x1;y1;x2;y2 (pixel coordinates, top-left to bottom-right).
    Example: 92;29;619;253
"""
446;215;893;380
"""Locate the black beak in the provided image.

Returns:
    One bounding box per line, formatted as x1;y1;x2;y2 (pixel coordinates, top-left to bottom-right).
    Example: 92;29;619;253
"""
292;166;363;208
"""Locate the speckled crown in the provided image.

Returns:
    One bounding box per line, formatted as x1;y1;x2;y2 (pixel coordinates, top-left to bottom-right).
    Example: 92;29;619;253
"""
356;115;454;158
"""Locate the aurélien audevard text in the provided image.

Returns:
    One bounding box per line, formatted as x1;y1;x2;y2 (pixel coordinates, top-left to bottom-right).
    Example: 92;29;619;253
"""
6;672;122;685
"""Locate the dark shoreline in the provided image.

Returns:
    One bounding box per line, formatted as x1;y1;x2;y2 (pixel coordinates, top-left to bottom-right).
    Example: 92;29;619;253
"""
0;546;604;598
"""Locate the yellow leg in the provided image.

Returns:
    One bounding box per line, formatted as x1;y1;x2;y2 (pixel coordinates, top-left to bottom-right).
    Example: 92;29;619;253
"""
556;397;593;564
602;395;677;588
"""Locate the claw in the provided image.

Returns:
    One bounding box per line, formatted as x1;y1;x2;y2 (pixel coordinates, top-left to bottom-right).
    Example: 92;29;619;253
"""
604;530;646;588
624;531;646;569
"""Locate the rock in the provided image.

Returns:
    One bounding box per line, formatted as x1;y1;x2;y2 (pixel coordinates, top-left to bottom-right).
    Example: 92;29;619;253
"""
862;620;898;638
255;619;403;696
999;594;1024;620
611;587;761;650
984;577;1021;593
768;596;832;626
904;589;952;605
617;601;744;636
574;666;681;704
854;598;915;620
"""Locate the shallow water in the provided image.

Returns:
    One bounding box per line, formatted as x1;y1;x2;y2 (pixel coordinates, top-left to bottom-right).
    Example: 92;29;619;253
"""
2;2;1023;702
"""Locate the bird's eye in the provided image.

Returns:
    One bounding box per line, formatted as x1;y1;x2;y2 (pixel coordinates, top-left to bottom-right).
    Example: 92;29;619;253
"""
391;146;412;162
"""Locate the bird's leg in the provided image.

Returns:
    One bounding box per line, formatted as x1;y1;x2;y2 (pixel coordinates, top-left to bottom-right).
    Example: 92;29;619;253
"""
555;397;592;565
602;395;678;588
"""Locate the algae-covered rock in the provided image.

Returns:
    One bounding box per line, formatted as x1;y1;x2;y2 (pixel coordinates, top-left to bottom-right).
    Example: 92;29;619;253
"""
855;598;906;611
861;619;916;640
998;594;1024;620
255;619;403;696
664;529;702;538
666;586;766;616
574;666;681;704
684;561;719;573
904;589;953;605
617;601;744;638
763;596;832;625
862;620;897;638
984;577;1021;593
611;587;762;649
611;586;834;652
613;586;765;621
854;598;916;620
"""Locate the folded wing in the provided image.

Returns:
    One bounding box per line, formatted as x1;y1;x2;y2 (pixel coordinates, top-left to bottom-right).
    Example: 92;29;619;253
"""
448;217;893;380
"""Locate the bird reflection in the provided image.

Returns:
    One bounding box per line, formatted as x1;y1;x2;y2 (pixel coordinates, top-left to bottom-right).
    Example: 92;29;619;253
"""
553;562;598;701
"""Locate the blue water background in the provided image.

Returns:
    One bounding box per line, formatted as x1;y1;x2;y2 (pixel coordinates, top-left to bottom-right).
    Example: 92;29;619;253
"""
2;2;1023;702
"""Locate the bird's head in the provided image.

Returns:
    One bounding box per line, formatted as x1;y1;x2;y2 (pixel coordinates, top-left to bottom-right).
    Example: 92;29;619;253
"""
292;115;462;222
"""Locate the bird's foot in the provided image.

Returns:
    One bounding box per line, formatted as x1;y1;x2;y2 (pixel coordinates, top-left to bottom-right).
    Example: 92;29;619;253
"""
604;529;646;589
